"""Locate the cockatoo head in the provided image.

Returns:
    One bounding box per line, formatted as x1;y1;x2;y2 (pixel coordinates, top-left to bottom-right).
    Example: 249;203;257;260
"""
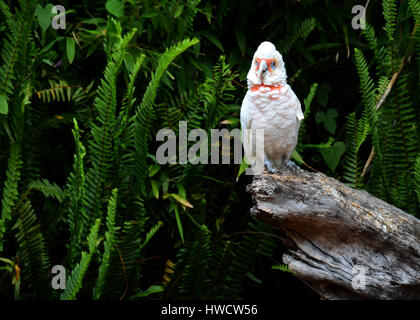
247;41;287;88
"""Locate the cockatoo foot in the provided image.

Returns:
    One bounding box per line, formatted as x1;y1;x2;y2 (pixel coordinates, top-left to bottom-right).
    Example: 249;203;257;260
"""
264;160;278;174
285;159;299;171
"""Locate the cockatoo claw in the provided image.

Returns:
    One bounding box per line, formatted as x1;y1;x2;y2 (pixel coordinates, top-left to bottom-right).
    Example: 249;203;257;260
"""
264;160;278;174
285;159;299;172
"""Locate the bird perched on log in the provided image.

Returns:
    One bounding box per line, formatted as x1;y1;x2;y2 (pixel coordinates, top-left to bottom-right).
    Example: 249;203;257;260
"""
240;41;303;174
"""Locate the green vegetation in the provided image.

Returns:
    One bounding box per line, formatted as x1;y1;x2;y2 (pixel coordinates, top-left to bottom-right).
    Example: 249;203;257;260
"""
0;0;418;300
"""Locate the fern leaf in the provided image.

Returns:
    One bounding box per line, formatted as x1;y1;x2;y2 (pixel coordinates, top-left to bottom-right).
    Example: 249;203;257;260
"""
66;119;87;262
115;54;146;192
0;0;38;101
0;143;22;252
223;218;276;299
176;226;213;299
119;54;146;128
297;82;318;152
380;72;418;213
131;285;164;299
134;38;199;194
34;80;91;103
93;189;118;300
60;219;100;300
202;55;236;131
415;156;420;204
180;56;237;181
28;179;64;202
383;0;397;42
354;48;379;152
13;200;50;296
101;217;146;298
72;28;136;262
343;112;368;188
139;221;163;252
277;17;316;54
272;264;293;274
408;0;420;86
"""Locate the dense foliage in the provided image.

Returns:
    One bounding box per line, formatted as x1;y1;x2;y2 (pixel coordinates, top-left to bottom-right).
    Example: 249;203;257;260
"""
0;0;418;300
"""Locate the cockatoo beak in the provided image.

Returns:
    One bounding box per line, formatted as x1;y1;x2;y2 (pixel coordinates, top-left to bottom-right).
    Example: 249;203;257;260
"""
256;59;268;83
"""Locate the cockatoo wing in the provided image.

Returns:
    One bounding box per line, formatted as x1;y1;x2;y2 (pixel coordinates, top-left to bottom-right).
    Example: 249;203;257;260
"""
240;92;264;171
240;91;252;162
285;84;304;121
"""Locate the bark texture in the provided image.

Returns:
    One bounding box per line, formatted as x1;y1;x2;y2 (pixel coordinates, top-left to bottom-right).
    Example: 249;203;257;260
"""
247;164;420;299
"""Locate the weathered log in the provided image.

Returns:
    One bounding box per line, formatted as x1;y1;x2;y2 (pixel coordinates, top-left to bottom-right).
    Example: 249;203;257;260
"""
247;163;420;300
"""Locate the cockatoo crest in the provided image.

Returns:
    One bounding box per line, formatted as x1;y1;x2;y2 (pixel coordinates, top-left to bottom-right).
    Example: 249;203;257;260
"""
246;41;287;88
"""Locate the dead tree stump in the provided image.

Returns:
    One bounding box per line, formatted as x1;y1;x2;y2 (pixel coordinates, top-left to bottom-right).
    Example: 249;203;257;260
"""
247;164;420;299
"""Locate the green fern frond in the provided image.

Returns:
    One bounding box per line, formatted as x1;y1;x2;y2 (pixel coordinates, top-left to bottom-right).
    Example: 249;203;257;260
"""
118;54;146;133
115;54;146;192
277;17;316;54
66;119;87;263
139;221;163;252
375;76;391;104
361;22;378;52
382;0;398;76
131;285;164;299
383;0;397;42
101;217;145;298
408;0;420;85
224;218;276;299
354;48;379;152
356;114;369;153
361;23;389;77
303;83;318;118
93;189;118;300
155;99;184;131
134;38;199;193
0;0;38;103
343;113;359;187
35;80;93;104
343;112;368;188
202;55;236;131
409;0;420;24
0;143;22;252
354;1;419;215
176;225;213;299
0;82;32;254
380;72;418;213
28;179;64;202
0;0;38;251
60;219;100;300
72;28;136;262
183;89;203;130
13;200;50;296
272;264;293;274
297;83;318;152
167;0;201;38
180;56;237;181
0;1;18;34
0;143;22;221
415;156;420;203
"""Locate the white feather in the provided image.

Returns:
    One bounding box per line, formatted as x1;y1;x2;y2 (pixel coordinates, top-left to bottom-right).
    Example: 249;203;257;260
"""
240;41;303;172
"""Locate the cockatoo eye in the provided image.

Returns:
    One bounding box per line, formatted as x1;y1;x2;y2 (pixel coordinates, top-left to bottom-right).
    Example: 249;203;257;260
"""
270;61;276;70
255;60;258;66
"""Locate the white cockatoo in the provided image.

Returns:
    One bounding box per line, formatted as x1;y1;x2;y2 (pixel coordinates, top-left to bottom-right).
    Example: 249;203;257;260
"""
240;41;304;174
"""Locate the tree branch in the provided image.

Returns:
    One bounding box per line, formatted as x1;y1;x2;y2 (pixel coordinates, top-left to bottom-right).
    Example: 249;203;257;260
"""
247;164;420;300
